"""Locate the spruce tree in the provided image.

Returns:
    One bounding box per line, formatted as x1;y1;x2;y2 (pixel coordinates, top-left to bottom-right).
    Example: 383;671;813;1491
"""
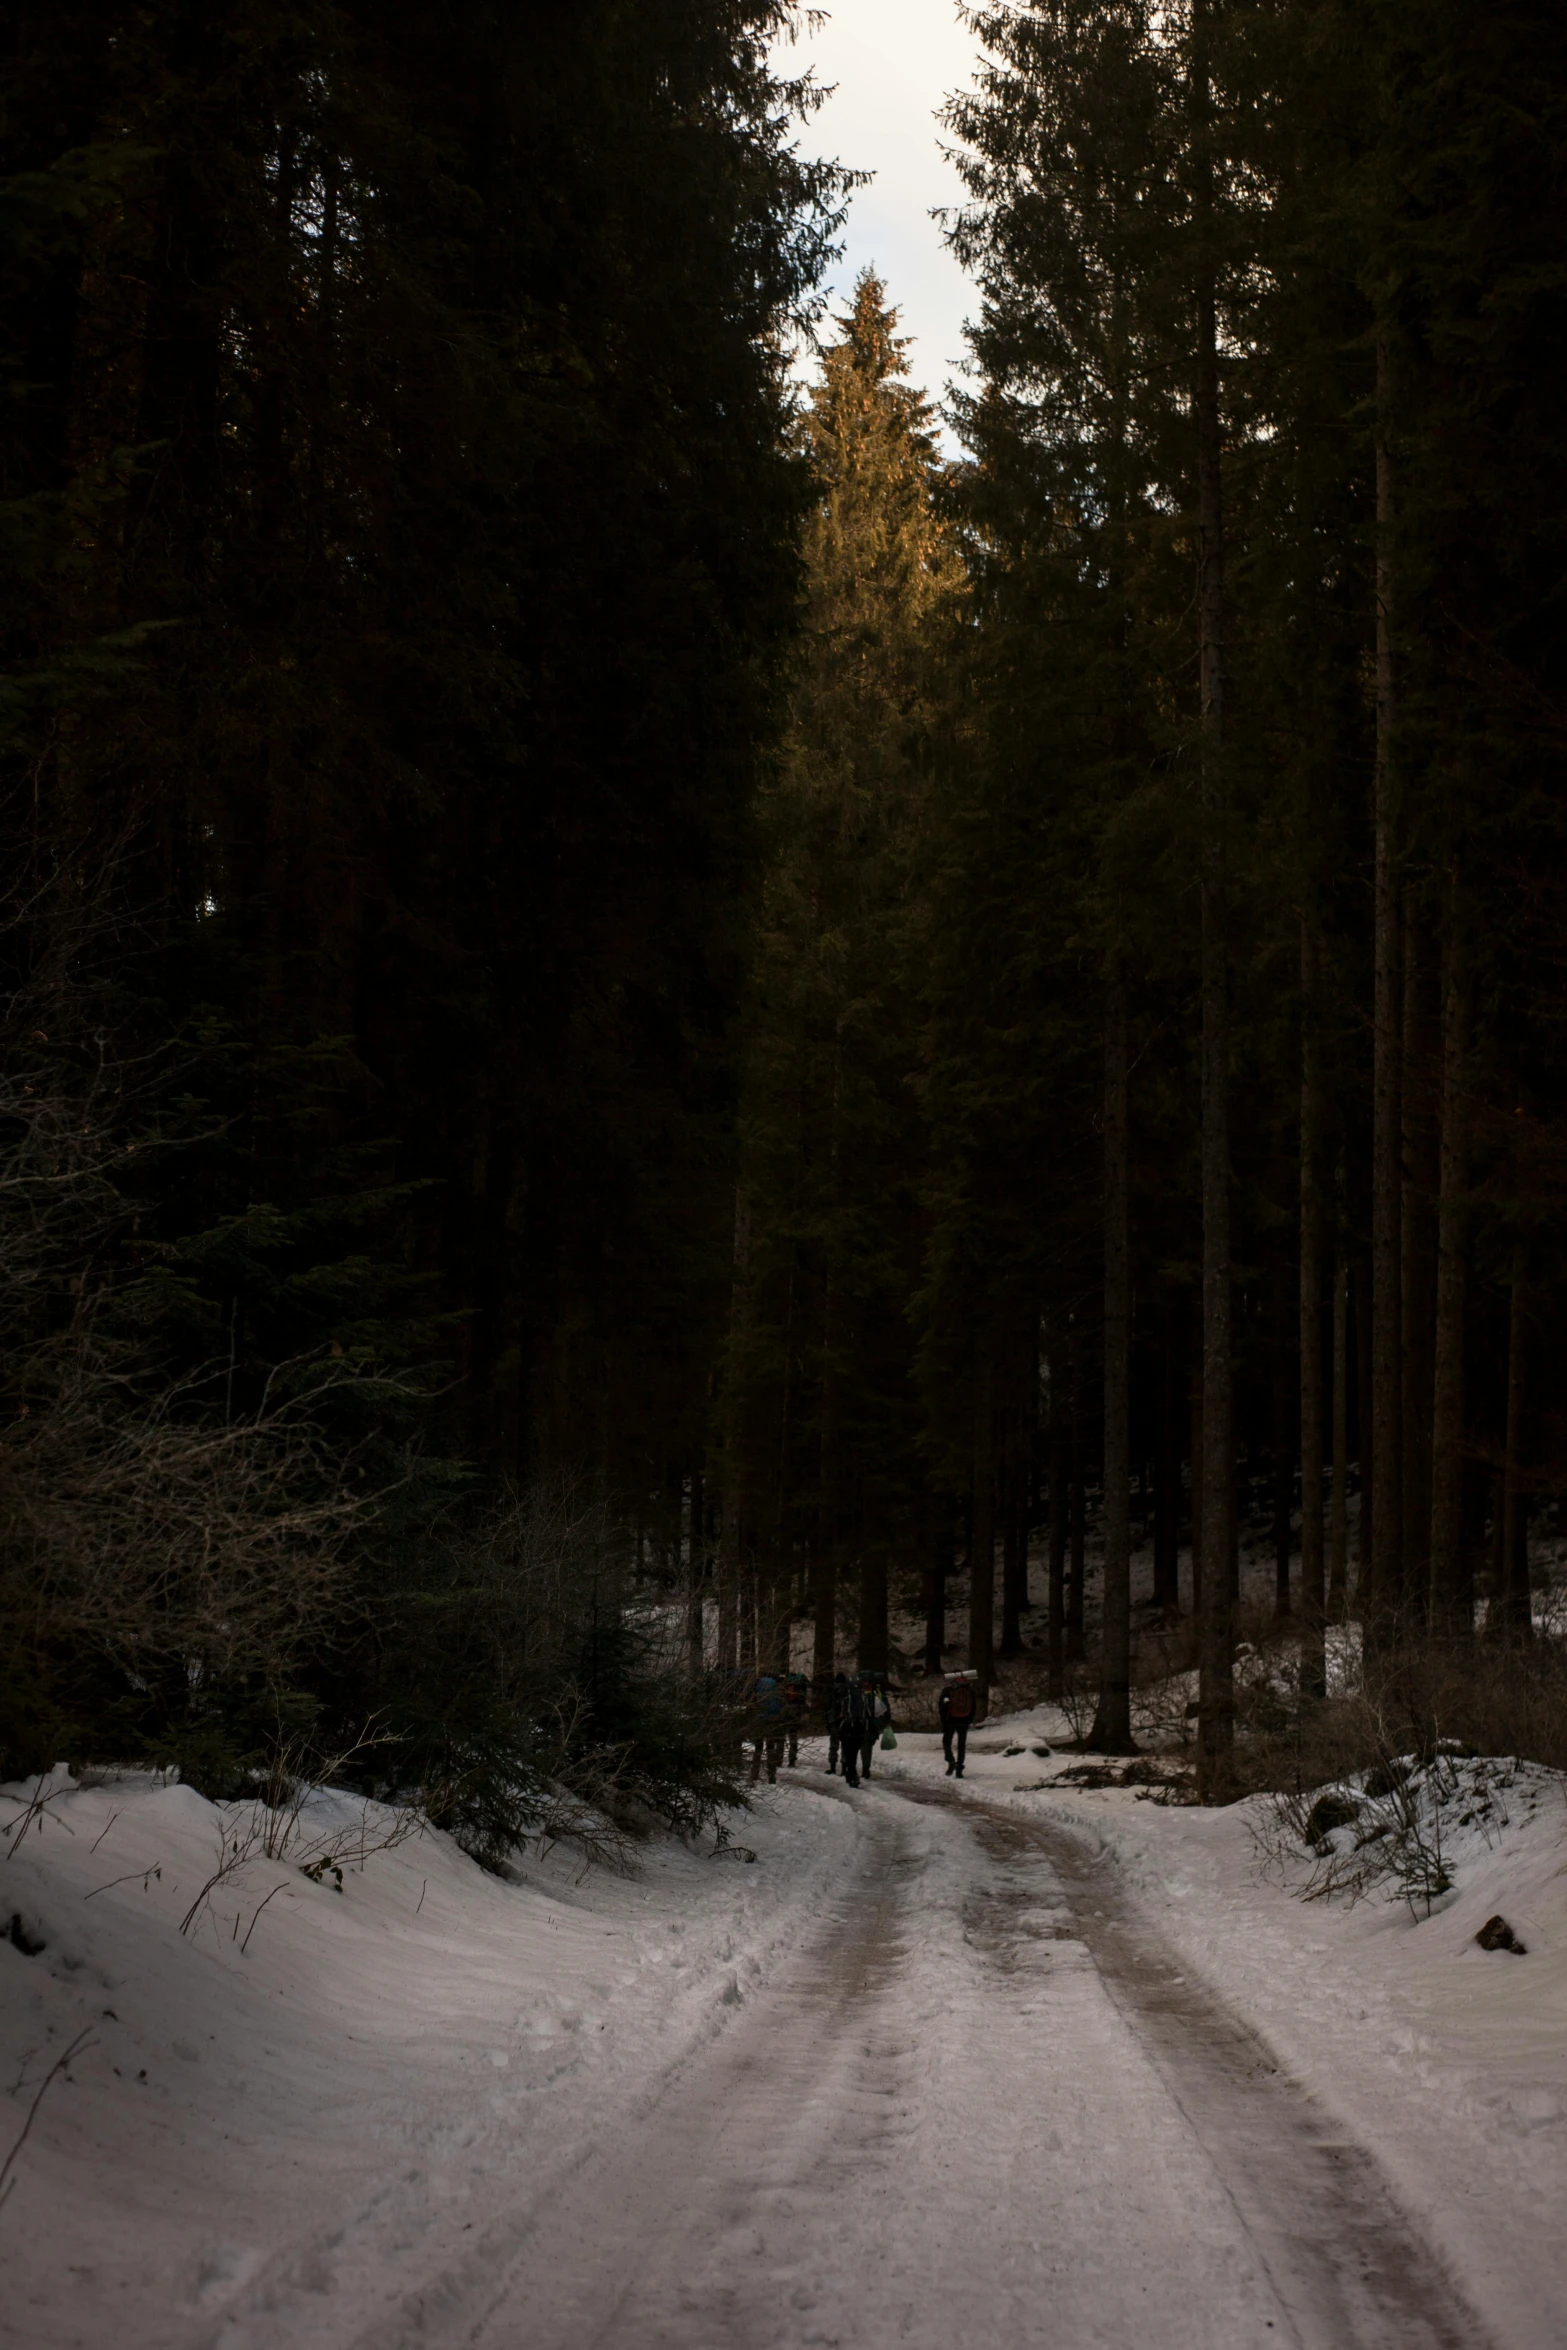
725;271;958;1684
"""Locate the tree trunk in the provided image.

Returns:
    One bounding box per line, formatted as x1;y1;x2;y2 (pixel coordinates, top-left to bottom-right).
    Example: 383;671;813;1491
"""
738;1550;758;1676
720;1188;753;1680
922;1508;949;1676
1000;1501;1028;1658
1370;338;1403;1644
1299;913;1326;1693
1154;1304;1180;1614
857;1547;889;1675
1000;1328;1032;1657
1189;1350;1204;1620
969;1341;996;1686
1194;0;1234;1796
1496;1254;1532;1642
1354;1254;1374;1618
772;1237;799;1630
1272;1373;1293;1621
810;1523;836;1691
1092;973;1135;1750
814;1038;844;1691
1458;1459;1485;1632
1329;1256;1349;1622
1401;895;1440;1628
718;1504;740;1680
1068;1326;1086;1663
1428;895;1469;1636
687;1462;707;1674
1048;1344;1067;1697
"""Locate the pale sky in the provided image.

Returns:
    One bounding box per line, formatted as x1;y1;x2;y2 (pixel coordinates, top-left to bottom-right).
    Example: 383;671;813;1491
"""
778;1;986;425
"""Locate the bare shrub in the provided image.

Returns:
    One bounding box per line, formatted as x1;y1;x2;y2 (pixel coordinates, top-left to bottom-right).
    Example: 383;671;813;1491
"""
0;2025;96;2211
2;1350;363;1704
1252;1746;1547;1917
376;1477;747;1870
1231;1625;1567;1804
1054;1661;1099;1745
1131;1626;1197;1747
0;870;366;1771
1390;1632;1567;1775
175;1722;427;1943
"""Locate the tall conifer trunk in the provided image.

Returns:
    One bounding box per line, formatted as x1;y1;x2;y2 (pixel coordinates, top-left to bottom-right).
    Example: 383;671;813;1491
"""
1047;1341;1067;1696
969;1342;996;1686
1299;913;1326;1695
1429;890;1469;1633
923;1506;949;1676
1189;1349;1204;1619
1496;1254;1532;1643
1354;1256;1375;1617
1271;1311;1294;1620
1154;1306;1180;1614
813;1040;844;1689
810;1524;836;1691
1370;339;1403;1643
1092;971;1134;1748
687;1461;706;1673
1000;1330;1031;1657
718;1508;740;1677
1401;897;1440;1624
1329;1256;1349;1619
857;1549;889;1674
722;1189;753;1679
1068;1324;1086;1663
1194;0;1234;1796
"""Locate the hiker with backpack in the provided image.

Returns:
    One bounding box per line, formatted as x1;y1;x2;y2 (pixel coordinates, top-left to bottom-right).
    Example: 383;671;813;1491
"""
825;1671;865;1786
782;1670;810;1767
938;1673;978;1777
749;1673;787;1784
855;1671;893;1781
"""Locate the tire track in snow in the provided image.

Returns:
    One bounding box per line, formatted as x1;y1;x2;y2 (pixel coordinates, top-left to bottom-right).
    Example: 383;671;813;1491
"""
893;1780;1491;2350
354;1783;919;2350
374;1771;1496;2350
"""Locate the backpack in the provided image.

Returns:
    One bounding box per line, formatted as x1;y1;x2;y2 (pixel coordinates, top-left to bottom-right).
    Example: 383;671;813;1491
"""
754;1675;783;1720
946;1679;975;1722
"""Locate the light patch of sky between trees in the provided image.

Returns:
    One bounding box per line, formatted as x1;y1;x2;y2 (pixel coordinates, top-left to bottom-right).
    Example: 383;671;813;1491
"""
778;0;984;441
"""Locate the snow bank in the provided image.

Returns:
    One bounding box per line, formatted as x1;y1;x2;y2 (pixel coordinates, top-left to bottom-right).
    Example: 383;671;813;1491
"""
0;1764;859;2347
886;1720;1567;2347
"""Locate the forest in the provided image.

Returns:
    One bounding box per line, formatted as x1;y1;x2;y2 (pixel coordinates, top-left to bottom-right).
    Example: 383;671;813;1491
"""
5;0;1567;1830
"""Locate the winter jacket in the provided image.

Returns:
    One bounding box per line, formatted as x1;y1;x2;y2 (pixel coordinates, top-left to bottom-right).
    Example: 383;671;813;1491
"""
826;1675;864;1732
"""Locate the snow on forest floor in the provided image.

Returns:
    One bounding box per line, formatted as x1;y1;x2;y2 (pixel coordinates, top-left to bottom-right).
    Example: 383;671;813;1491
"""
879;1714;1567;2347
0;1765;857;2349
5;1724;1567;2348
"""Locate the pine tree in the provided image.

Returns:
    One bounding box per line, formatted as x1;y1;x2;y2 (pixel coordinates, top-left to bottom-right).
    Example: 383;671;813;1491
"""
724;271;959;1685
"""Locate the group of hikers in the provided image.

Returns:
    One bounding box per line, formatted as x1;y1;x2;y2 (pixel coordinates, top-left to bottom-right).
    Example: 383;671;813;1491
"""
742;1666;981;1786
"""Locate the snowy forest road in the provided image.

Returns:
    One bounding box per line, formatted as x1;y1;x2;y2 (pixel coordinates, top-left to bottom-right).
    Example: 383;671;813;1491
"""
384;1777;1489;2350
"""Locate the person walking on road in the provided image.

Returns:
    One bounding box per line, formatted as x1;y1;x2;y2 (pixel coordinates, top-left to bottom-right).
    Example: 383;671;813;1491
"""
825;1671;849;1778
782;1670;809;1767
855;1671;892;1780
749;1673;787;1784
939;1673;977;1777
826;1672;867;1786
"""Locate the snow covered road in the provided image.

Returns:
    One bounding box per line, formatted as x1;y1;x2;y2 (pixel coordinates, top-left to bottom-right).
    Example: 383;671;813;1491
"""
406;1777;1483;2350
10;1743;1560;2348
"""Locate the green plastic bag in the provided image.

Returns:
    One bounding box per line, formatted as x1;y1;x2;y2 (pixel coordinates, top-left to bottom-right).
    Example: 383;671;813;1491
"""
880;1726;897;1750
